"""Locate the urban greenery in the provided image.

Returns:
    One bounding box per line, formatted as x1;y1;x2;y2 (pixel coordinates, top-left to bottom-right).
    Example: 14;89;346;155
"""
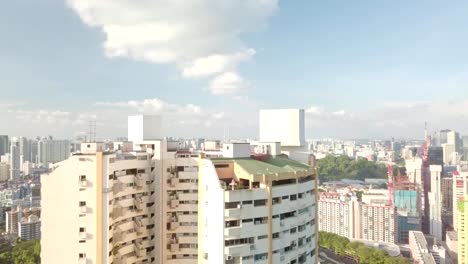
316;155;387;182
0;239;40;264
319;232;407;264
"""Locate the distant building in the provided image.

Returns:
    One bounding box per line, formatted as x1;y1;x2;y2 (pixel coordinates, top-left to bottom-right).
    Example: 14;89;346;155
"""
18;215;41;240
360;203;397;243
429;165;443;241
0;163;10;182
428;146;444;166
457;195;468;264
453;171;468;231
446;230;458;261
9;138;21;181
37;138;70;167
394;190;421;243
318;195;360;239
409;231;436;264
0;135;8;156
447;131;461;153
442;143;456;165
441;177;453;227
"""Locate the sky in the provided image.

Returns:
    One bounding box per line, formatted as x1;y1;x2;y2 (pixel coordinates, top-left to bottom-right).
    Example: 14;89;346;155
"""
1;0;468;140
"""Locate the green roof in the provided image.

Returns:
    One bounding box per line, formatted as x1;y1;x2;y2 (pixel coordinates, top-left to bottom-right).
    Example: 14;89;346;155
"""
211;155;311;176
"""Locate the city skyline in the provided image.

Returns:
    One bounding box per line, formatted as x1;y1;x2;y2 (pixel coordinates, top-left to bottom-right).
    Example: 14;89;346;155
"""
2;1;468;139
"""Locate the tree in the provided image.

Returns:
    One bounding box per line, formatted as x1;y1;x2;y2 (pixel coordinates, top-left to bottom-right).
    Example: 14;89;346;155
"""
317;155;387;182
318;232;409;263
0;239;40;264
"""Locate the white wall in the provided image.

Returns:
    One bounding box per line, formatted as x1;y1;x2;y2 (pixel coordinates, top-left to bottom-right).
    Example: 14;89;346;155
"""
259;109;305;147
128;115;162;142
200;159;224;264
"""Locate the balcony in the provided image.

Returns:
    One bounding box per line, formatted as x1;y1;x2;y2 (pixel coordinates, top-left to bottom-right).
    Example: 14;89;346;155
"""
113;205;124;219
170;243;179;252
170;178;178;187
134;197;144;211
79;231;87;240
169;197;179;209
135;219;145;235
79;179;88;187
168;222;179;231
113;228;123;243
78;256;86;264
135;174;146;187
135;242;146;258
113;181;124;195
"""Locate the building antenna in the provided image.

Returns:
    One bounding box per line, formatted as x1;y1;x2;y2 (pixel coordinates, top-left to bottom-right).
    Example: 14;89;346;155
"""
88;120;97;143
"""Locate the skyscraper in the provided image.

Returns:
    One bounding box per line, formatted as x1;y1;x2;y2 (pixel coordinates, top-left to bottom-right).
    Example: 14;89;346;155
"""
18;136;31;162
429;165;442;241
9;138;20;181
37;138;70;167
447;131;461;153
0;135;9;156
458;195;468;264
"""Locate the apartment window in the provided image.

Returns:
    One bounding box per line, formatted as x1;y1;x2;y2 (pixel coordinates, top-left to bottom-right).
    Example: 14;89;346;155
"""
79;201;86;207
79;253;86;259
290;194;297;201
258;235;267;240
79;227;86;233
79;175;86;181
254;199;267;207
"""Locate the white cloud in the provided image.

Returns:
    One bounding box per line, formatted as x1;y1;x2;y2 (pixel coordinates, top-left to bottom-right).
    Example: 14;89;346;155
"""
305;106;324;115
209;72;250;95
67;0;278;96
95;98;203;115
182;49;255;78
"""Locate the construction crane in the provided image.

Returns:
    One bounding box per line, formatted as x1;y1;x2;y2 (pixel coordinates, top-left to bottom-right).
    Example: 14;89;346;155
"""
388;161;394;206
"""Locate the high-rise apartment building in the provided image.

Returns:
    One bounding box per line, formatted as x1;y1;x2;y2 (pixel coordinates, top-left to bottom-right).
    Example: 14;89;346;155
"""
198;142;318;264
439;130;451;146
6;208;20;234
457;195;468;264
447;131;461;153
9;138;21;181
42;112;319;264
442;143;456;165
318;194;359;239
360;204;397;243
38;138;70;167
409;231;437;264
429;165;442;241
0;163;10;182
453;171;468;231
0;135;8;156
18;136;31;162
19;215;41;240
441;177;453;227
41;142;156;264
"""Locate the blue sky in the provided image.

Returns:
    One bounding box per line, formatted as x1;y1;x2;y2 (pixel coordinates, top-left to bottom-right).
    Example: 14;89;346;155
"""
1;0;468;139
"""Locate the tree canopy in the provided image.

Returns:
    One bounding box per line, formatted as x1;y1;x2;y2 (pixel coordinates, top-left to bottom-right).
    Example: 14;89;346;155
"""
319;232;407;264
316;155;387;182
0;239;40;264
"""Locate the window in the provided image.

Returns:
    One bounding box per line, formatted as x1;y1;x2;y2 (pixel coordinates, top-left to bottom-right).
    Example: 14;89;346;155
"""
79;253;86;258
254;199;267;207
79;227;86;233
79;175;86;181
79;201;86;207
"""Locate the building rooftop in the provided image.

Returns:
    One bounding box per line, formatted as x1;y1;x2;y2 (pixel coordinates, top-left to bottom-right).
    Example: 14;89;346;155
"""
211;154;310;176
